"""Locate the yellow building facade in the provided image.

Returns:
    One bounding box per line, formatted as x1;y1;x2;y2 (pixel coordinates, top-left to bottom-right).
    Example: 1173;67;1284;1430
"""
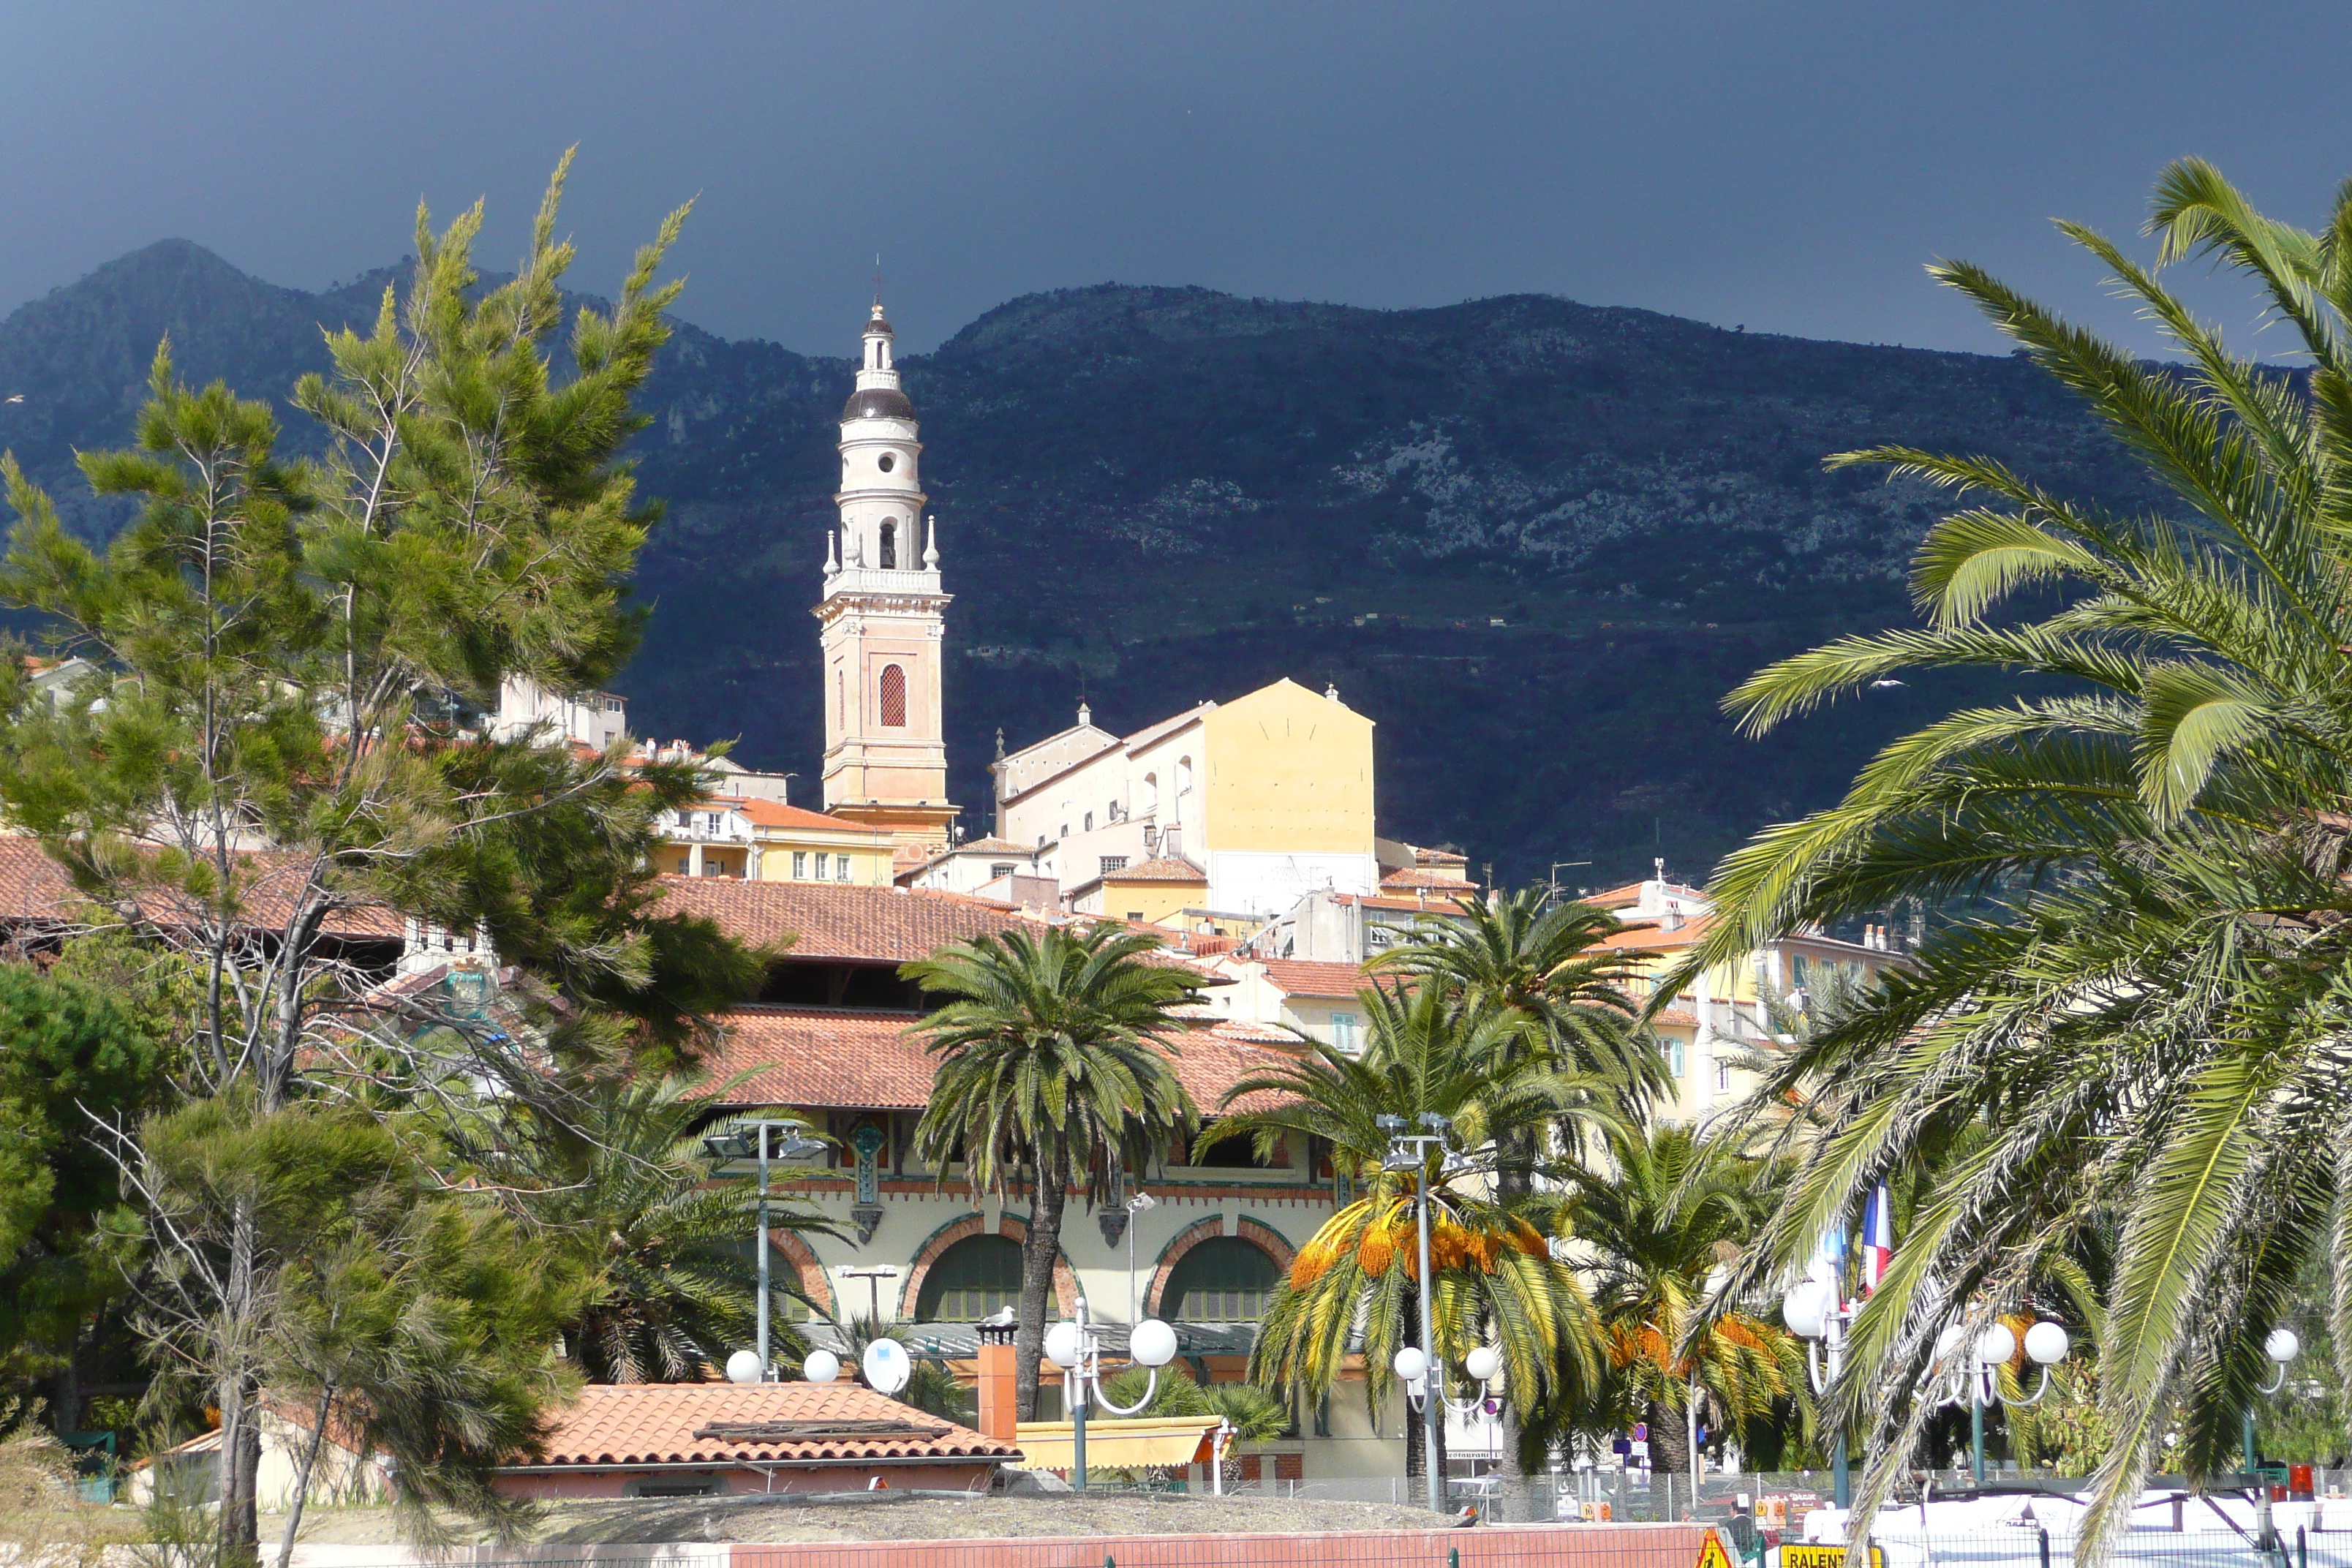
994;677;1378;923
657;797;899;886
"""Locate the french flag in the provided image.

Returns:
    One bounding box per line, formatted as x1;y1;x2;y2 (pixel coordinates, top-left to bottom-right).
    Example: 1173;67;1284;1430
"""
1861;1183;1893;1294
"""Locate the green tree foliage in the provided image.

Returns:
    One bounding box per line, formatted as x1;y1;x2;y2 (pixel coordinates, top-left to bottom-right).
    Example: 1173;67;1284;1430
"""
1213;979;1602;1501
0;966;158;1392
905;924;1201;1422
488;1076;831;1384
128;1096;580;1558
1373;888;1659;1131
1527;1120;1803;1473
1671;161;2352;1545
0;156;741;1559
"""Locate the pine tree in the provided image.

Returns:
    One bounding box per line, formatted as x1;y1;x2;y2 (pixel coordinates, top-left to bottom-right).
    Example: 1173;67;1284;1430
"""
0;155;730;1560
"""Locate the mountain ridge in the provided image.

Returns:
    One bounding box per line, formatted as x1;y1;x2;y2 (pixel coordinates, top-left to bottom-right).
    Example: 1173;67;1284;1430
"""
0;242;2149;889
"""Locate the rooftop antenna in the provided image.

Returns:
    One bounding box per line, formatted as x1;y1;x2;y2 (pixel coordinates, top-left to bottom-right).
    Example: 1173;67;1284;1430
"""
874;253;883;307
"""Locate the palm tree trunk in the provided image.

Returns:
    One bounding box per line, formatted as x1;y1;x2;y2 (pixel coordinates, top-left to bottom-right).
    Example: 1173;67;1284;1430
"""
1494;1404;1534;1522
1013;1153;1068;1422
1648;1395;1690;1474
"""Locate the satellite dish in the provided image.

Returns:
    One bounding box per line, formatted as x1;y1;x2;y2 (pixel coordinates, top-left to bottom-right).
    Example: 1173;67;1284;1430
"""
862;1337;912;1395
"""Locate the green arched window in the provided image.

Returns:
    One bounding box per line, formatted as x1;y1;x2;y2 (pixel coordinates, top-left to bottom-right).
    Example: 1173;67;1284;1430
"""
915;1235;1024;1322
1163;1237;1280;1323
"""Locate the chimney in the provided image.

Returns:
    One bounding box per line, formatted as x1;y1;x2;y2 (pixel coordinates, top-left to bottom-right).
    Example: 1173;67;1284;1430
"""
976;1312;1018;1442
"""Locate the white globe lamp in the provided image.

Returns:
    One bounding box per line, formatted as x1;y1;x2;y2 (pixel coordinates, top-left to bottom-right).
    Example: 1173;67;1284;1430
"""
725;1349;763;1386
1044;1321;1085;1370
802;1349;841;1385
2024;1321;2070;1367
1129;1318;1178;1369
1392;1346;1429;1384
1780;1281;1828;1341
2267;1327;2302;1365
1464;1345;1501;1384
1935;1324;1968;1364
1974;1322;2017;1366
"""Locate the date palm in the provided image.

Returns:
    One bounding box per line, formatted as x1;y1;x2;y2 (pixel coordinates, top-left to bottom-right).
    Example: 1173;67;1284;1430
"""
1374;886;1660;1173
1210;979;1604;1510
906;924;1201;1421
497;1074;834;1383
1669;160;2352;1547
1529;1120;1803;1474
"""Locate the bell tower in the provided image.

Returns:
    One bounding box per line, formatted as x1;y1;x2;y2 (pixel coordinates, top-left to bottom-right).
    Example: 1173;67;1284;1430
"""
815;300;958;853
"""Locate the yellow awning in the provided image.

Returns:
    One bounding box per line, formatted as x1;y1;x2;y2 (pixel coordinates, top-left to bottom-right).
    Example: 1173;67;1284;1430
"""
1011;1416;1222;1471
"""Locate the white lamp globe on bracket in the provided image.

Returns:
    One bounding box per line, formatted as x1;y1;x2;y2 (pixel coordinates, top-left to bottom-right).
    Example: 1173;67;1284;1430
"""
725;1349;764;1386
1781;1280;1830;1343
802;1349;842;1386
1973;1322;2017;1367
1465;1345;1501;1385
1129;1317;1178;1370
1392;1344;1430;1398
1044;1321;1085;1371
2261;1327;2301;1394
2024;1322;2070;1368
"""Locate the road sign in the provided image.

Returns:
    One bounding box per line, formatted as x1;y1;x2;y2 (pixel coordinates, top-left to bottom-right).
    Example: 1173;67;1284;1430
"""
1695;1531;1735;1568
1782;1546;1885;1568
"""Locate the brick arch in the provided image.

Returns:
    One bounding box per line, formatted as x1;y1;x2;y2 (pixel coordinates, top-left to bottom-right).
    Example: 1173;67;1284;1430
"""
900;1211;1077;1322
769;1230;834;1319
1147;1216;1298;1319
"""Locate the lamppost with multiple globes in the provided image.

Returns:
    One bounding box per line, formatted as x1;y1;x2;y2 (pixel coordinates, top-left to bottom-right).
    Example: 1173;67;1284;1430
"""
1044;1295;1179;1493
1377;1110;1452;1515
1928;1316;2071;1486
2246;1327;2301;1476
1779;1275;1852;1508
701;1120;826;1381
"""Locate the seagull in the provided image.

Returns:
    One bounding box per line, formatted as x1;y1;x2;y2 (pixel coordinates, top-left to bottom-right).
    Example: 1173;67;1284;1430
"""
2;395;22;404
1869;678;1906;688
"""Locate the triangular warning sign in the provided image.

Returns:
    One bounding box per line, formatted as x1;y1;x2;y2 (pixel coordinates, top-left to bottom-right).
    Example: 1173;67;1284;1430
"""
1696;1530;1737;1568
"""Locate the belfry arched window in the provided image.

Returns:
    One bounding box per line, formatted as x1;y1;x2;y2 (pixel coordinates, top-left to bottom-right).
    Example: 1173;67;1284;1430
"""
878;521;897;569
879;664;908;728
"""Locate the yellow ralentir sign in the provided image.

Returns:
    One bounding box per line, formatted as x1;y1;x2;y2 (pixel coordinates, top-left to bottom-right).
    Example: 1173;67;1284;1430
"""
1780;1545;1885;1568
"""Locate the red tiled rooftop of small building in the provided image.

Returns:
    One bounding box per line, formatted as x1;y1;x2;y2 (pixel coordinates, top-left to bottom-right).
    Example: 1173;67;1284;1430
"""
524;1379;1021;1469
1249;957;1369;999
704;1004;1297;1115
1104;856;1207;883
1380;865;1476;890
0;835;403;939
709;797;885;834
654;876;1035;961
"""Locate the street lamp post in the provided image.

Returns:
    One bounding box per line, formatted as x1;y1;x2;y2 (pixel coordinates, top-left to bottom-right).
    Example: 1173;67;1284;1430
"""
1043;1296;1179;1492
703;1120;824;1379
1930;1317;2070;1487
2245;1327;2300;1477
1379;1111;1452;1516
1781;1276;1852;1508
1124;1193;1158;1322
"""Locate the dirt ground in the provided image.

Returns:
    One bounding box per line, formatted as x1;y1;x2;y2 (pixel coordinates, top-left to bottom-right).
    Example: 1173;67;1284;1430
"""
265;1491;1460;1547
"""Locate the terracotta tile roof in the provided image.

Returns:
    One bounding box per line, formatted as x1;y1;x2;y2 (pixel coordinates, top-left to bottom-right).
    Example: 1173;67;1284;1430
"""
715;797;886;834
1104;856;1207;884
0;836;402;939
1380;866;1476;891
1252;958;1368;999
1601;915;1714;951
1334;893;1474;915
707;1006;935;1109
1653;1006;1701;1028
654;877;1033;961
704;1005;1297;1115
526;1379;1020;1469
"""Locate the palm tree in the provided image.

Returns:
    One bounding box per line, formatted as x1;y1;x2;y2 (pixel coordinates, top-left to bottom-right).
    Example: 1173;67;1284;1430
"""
1373;886;1662;1178
1663;160;2352;1545
1210;979;1605;1512
906;924;1201;1420
1529;1120;1804;1476
501;1074;834;1382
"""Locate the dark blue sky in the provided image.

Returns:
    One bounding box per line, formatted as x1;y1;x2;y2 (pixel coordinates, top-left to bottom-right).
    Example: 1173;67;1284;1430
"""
5;2;2348;358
